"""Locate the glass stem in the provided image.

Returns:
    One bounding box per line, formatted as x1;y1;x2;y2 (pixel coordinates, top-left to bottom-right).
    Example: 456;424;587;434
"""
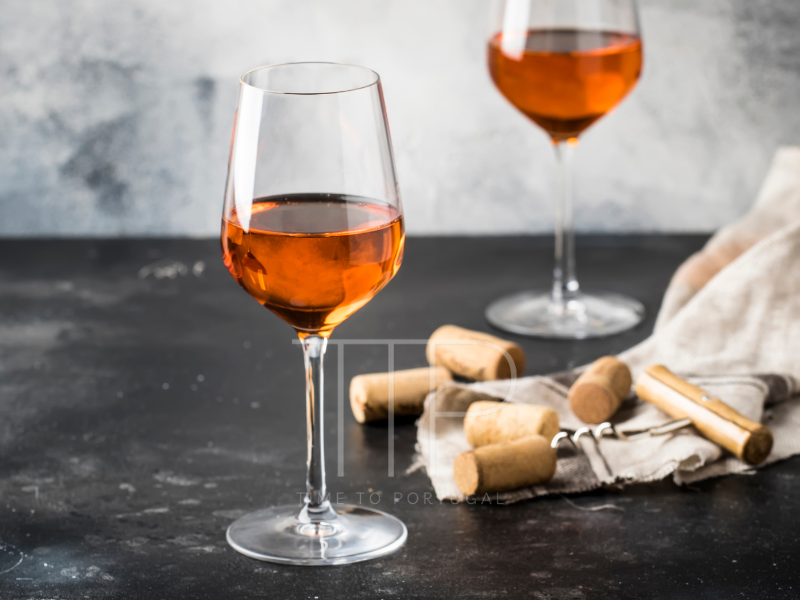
552;138;580;306
299;333;335;522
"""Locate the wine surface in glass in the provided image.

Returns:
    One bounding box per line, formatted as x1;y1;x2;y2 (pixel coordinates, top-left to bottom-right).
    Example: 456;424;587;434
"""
222;194;404;335
488;29;642;140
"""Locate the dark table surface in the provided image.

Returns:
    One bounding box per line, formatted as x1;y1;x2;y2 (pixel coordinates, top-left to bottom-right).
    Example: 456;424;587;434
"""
0;235;798;600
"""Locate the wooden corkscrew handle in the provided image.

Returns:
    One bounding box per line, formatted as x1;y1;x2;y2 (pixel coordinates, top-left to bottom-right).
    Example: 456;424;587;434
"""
635;365;773;465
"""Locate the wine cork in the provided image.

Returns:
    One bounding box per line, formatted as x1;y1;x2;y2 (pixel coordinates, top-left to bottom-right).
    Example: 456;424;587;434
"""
426;325;525;381
568;356;632;423
454;435;556;496
350;367;453;423
464;401;560;447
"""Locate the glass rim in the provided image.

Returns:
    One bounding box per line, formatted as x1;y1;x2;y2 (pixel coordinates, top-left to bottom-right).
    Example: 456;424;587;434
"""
239;62;381;96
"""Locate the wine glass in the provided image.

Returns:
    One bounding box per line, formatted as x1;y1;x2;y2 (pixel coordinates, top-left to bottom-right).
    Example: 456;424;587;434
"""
486;0;645;338
220;63;407;565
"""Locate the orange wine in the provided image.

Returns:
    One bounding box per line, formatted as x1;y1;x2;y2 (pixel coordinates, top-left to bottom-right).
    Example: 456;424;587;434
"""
222;194;405;335
488;29;642;140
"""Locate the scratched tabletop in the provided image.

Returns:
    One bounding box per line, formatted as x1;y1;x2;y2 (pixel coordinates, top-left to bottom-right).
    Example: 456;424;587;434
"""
0;236;797;600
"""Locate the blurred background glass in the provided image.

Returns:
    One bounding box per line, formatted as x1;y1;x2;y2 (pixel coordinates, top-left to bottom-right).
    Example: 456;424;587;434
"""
484;0;645;339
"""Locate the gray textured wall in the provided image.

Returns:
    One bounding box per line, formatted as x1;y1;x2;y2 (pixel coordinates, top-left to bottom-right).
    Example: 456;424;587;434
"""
0;0;798;236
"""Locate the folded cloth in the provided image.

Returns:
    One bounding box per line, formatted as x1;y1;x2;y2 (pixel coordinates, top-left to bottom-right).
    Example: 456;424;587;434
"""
416;146;800;503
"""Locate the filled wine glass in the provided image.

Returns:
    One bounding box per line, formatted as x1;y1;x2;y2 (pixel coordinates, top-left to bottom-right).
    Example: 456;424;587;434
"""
220;63;407;565
485;0;645;338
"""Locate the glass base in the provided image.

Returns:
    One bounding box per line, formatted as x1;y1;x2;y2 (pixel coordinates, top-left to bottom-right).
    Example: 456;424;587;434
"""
226;503;408;566
485;290;644;339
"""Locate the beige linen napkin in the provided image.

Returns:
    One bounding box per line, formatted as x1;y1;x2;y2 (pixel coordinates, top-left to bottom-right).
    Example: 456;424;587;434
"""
416;147;800;503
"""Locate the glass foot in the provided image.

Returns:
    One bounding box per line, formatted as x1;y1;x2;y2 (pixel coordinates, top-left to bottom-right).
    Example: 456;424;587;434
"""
485;290;644;339
226;503;407;566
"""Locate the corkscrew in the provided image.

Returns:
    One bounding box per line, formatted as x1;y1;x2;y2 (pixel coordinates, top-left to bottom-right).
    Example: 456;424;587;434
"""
551;365;774;466
550;418;693;451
